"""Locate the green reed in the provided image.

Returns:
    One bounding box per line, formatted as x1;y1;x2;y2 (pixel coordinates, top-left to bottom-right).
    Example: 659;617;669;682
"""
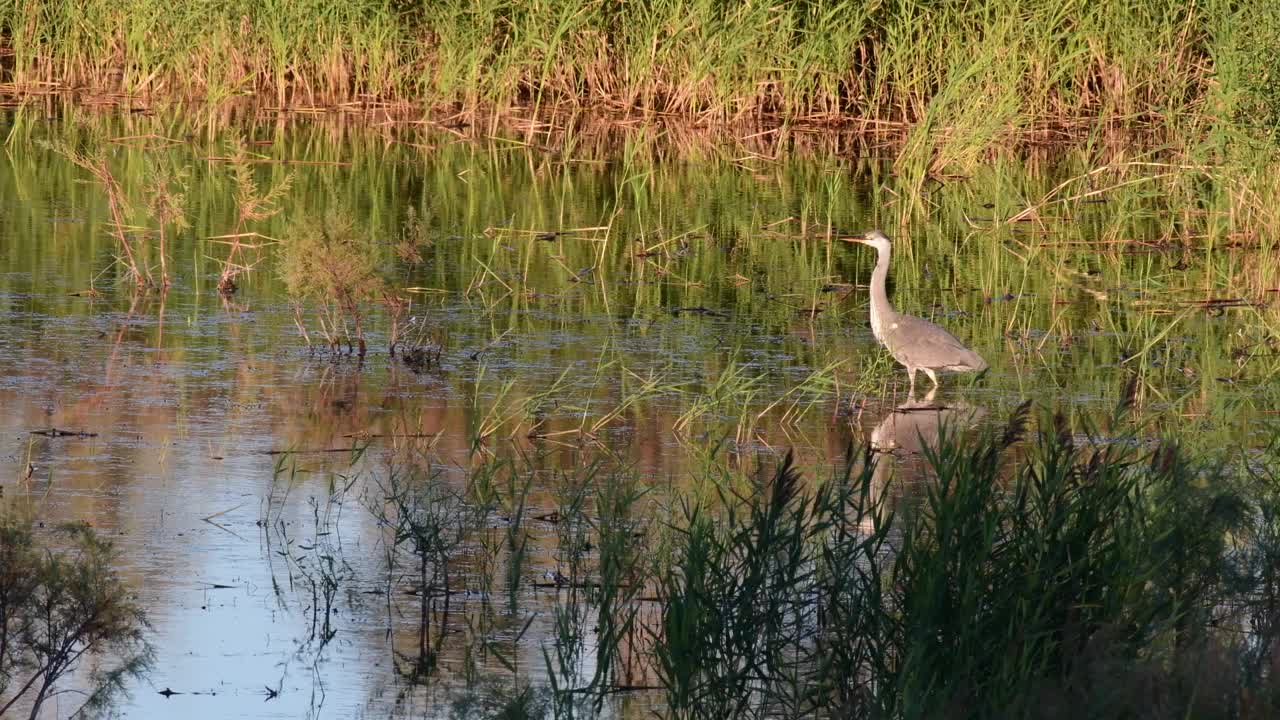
651;400;1280;719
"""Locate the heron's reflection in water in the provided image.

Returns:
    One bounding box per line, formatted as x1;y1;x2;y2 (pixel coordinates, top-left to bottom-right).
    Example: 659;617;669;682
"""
867;388;987;508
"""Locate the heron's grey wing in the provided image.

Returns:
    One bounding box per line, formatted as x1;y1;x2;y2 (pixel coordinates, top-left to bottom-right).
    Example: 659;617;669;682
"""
887;314;987;370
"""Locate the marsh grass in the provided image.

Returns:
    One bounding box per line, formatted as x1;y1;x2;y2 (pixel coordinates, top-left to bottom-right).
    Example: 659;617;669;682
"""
142;162;189;288
583;470;651;695
541;464;595;709
655;449;844;719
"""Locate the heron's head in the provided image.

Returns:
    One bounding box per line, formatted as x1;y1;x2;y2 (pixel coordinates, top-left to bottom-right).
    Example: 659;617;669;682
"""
842;229;892;252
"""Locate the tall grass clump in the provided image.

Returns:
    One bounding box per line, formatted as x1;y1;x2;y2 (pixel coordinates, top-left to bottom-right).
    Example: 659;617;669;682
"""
653;401;1280;719
278;207;389;356
46;142;154;287
216;141;293;294
657;449;850;719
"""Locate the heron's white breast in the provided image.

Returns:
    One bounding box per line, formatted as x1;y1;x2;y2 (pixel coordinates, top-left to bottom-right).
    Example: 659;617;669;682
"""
869;306;887;342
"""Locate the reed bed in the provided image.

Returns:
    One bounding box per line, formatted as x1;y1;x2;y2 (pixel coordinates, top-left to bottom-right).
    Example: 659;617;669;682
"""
3;0;1279;158
651;400;1280;719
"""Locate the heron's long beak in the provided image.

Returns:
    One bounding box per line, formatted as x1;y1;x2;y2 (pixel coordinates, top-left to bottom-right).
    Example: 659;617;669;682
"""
839;233;868;244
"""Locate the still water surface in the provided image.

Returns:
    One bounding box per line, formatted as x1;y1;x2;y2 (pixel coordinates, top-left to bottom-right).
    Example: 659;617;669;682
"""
1;111;1278;718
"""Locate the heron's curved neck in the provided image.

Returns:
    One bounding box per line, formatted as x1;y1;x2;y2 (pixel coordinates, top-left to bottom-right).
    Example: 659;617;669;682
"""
869;243;896;331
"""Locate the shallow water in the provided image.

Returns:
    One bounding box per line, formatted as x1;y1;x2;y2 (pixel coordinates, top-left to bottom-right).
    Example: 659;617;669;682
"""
1;110;1278;718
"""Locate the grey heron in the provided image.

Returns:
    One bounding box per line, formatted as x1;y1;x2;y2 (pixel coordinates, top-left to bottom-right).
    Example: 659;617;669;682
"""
845;230;987;394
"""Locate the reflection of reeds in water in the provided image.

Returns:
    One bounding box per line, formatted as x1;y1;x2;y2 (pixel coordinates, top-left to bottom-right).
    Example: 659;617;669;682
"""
15;113;1280;321
369;461;475;680
6;139;1279;457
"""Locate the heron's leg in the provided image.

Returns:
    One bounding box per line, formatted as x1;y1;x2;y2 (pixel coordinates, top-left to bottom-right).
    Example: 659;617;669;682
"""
907;367;916;397
923;368;939;388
